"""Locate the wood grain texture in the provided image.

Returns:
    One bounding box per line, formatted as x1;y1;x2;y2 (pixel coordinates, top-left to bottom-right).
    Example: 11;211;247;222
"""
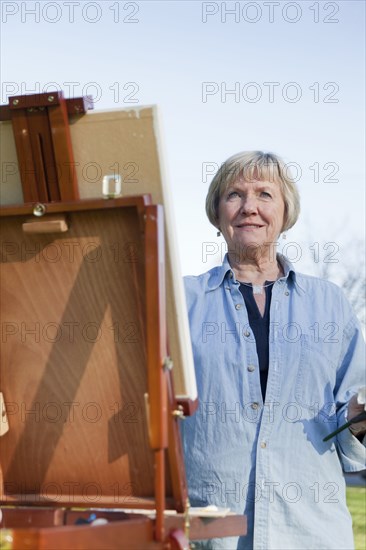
26;107;60;201
22;216;68;234
0;206;156;506
1;507;247;547
48;97;79;201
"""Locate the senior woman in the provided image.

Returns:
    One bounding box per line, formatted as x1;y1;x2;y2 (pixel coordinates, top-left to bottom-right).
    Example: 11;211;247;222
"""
181;151;366;550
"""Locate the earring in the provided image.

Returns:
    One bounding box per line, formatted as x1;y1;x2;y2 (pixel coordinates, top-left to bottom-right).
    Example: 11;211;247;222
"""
217;229;221;237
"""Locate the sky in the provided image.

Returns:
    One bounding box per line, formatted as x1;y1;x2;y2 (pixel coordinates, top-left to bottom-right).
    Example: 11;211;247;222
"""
1;0;365;280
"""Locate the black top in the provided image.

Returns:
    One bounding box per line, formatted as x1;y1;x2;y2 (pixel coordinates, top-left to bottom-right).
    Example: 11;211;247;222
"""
239;282;274;400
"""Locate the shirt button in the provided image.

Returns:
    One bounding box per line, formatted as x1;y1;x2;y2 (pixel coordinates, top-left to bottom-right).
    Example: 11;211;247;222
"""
247;364;256;372
244;330;250;337
229;272;233;279
235;304;242;310
260;441;267;449
285;291;289;296
251;402;259;410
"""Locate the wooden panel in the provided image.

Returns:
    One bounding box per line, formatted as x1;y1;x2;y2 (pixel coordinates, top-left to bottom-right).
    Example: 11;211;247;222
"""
4;518;159;550
0;96;93;120
0;205;160;506
26;109;60;201
0;506;64;528
48;99;80;200
9;111;42;203
1;508;246;547
0;509;158;550
0;107;197;401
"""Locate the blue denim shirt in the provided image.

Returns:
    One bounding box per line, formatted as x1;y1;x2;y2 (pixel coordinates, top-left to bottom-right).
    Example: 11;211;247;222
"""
182;254;365;550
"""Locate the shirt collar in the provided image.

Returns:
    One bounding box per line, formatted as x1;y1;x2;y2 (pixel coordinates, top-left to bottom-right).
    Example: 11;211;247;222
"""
207;253;303;291
276;253;304;291
206;254;233;291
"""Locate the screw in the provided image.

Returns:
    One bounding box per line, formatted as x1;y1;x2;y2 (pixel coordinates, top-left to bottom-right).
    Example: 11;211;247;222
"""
12;99;19;106
48;95;54;102
164;357;174;371
33;203;46;217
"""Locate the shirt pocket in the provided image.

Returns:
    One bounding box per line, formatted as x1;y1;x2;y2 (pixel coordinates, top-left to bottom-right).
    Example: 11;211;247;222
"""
295;335;337;411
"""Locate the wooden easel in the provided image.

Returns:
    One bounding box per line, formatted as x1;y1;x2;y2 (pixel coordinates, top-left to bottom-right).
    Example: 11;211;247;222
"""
0;91;93;202
0;92;246;549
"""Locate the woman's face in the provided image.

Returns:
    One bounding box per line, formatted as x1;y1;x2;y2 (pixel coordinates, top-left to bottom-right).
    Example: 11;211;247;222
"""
218;178;285;259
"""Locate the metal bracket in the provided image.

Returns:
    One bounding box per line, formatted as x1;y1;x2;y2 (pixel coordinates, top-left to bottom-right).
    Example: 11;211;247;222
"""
172;405;185;419
163;356;174;371
184;498;191;542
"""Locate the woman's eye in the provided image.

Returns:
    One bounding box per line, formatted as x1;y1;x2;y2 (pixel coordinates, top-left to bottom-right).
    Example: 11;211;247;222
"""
260;191;272;198
227;191;240;199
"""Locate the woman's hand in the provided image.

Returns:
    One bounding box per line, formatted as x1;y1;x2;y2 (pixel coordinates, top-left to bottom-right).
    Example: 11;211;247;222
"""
347;394;366;436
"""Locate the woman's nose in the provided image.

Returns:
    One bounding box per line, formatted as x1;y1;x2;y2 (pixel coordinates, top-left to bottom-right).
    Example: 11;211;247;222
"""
240;196;257;214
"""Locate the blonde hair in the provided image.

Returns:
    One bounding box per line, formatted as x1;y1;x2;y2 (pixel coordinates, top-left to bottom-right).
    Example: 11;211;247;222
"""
206;151;300;232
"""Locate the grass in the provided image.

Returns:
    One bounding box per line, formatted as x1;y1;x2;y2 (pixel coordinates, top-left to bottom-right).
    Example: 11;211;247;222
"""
346;487;366;550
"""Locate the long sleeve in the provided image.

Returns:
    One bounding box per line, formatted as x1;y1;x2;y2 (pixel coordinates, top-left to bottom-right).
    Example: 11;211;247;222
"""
334;311;366;470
